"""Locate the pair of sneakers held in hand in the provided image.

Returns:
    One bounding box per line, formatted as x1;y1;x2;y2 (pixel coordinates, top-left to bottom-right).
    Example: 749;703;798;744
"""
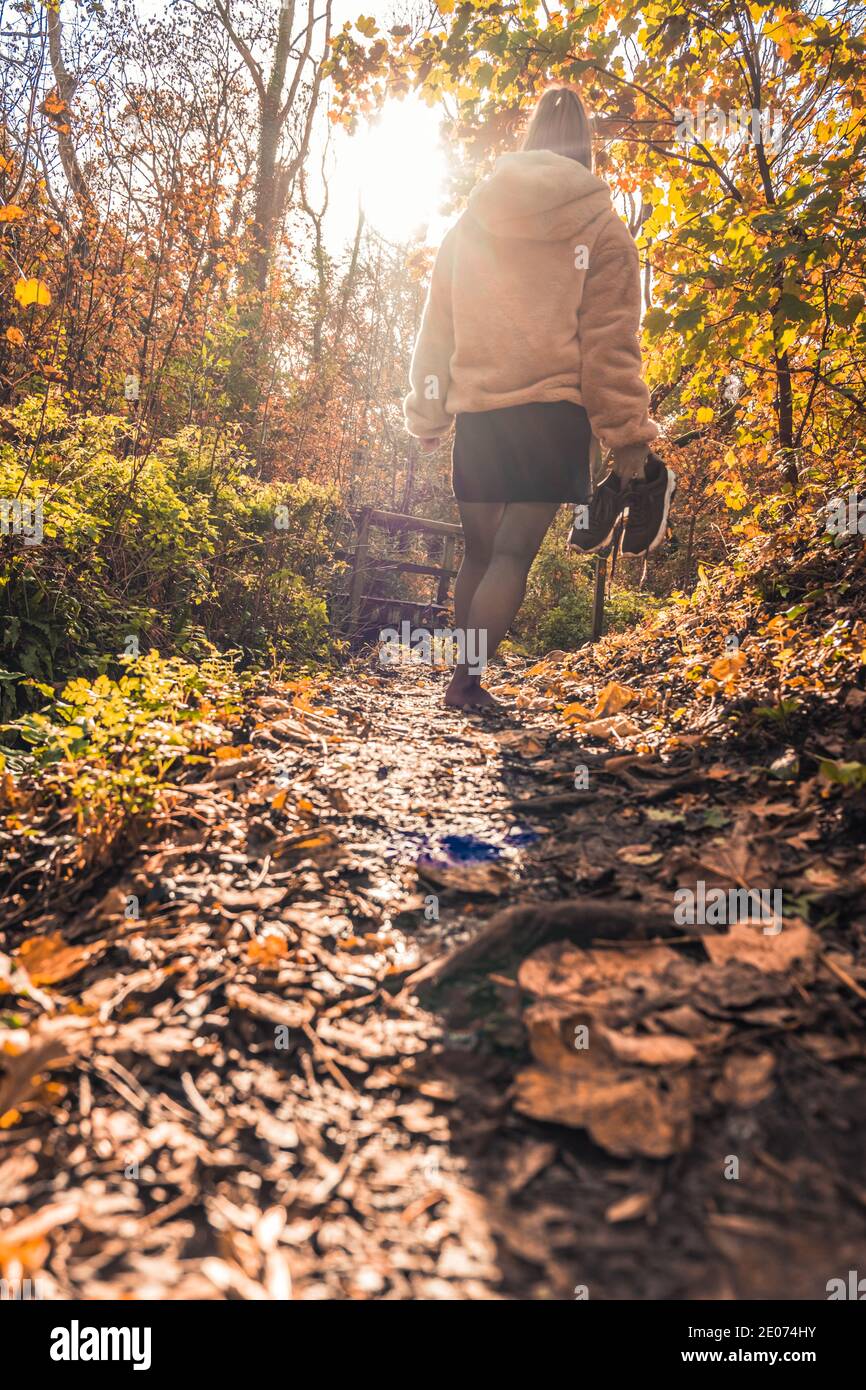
570;451;676;557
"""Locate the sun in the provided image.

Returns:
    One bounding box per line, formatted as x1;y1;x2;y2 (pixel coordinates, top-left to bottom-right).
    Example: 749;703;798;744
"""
352;94;449;243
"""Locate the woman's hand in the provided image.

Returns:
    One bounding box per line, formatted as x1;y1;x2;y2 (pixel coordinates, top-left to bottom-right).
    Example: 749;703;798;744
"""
418;435;442;455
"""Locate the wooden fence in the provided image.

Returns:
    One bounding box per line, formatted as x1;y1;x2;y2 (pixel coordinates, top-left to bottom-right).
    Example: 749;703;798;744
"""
336;506;609;644
336;507;462;639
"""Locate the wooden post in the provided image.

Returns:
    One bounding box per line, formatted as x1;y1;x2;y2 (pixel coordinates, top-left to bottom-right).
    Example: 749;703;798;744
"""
347;506;372;632
591;553;606;643
437;534;456;608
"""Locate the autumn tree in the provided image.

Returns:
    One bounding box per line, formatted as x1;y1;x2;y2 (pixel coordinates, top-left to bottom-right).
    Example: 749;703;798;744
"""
329;1;866;498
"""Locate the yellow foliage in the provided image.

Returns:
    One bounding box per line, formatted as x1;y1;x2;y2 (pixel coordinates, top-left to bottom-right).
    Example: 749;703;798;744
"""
14;277;51;308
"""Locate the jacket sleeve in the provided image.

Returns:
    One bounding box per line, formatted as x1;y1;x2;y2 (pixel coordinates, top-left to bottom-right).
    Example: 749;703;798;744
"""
403;228;456;438
578;217;658;458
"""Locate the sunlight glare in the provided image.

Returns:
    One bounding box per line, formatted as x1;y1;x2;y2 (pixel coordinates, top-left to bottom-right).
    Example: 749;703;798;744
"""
353;96;448;242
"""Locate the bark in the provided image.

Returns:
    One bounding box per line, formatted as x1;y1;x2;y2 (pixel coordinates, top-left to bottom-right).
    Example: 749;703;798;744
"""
46;7;94;219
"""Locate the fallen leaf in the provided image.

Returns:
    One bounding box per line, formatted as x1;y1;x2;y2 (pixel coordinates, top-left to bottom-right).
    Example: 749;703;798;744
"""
617;843;663;866
518;940;677;1004
605;1191;653;1223
581;715;641;740
16;933;108;986
592;681;638;718
514;1065;692;1158
713;1051;775;1107
598;1026;698;1067
702;921;817;973
709;652;746;681
561;701;593;723
416;857;512;897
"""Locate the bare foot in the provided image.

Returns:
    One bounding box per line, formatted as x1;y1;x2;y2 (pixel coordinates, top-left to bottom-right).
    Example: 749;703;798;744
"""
444;674;500;709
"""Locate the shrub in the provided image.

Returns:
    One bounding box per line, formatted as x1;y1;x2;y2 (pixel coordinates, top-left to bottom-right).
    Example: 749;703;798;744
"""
517;516;657;652
0;397;340;709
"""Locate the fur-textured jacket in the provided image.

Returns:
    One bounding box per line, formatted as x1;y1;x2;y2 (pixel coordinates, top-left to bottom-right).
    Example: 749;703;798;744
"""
404;149;658;473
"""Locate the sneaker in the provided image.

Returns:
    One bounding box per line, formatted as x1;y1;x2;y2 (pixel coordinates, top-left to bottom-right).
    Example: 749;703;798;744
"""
620;455;676;556
569;472;630;553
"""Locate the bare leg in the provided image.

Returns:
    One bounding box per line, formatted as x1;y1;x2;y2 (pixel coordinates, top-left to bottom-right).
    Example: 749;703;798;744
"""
446;501;559;708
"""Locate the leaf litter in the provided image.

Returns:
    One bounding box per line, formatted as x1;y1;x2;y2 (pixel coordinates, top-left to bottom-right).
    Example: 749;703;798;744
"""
2;529;866;1299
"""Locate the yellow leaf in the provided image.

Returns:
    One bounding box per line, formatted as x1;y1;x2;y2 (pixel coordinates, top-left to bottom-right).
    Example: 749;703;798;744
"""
0;205;25;222
695;406;714;423
14;277;51;308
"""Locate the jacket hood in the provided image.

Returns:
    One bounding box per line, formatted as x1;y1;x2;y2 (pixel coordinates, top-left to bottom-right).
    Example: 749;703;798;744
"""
467;149;612;241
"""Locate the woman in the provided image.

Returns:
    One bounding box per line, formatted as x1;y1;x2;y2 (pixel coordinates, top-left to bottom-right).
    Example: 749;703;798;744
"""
403;86;675;708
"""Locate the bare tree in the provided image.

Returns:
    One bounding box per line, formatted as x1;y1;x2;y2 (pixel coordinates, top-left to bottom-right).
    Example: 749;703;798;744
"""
211;0;333;293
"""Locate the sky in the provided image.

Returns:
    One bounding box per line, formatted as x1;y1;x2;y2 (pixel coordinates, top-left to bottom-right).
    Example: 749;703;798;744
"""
318;2;452;251
111;0;452;253
320;90;451;251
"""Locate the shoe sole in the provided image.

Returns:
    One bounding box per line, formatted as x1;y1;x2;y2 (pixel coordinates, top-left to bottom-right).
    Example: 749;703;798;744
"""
569;508;629;555
621;469;677;557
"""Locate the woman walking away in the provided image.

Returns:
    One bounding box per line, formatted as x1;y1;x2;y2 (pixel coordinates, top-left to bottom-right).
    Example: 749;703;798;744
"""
403;85;674;709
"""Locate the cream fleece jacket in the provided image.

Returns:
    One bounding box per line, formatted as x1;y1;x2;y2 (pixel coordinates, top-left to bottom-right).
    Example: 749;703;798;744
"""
403;150;658;468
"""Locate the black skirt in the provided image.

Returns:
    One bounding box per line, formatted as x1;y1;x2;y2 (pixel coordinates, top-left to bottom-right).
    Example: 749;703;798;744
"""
452;399;591;504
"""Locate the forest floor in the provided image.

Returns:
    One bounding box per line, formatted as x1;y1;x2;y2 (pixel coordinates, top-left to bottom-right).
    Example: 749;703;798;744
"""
3;621;866;1300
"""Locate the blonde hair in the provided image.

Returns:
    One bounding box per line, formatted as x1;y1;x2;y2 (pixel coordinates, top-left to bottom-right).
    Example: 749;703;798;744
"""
521;85;593;170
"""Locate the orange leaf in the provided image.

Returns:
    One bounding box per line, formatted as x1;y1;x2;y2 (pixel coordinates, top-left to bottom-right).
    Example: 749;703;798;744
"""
592;681;637;718
561;700;592;723
709;651;746;681
16;932;105;986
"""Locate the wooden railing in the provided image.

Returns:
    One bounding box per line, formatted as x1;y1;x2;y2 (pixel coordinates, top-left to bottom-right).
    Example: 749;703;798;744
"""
336;505;609;644
338;507;463;638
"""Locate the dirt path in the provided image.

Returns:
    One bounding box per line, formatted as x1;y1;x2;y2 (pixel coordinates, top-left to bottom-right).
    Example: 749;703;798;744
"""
2;658;865;1300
